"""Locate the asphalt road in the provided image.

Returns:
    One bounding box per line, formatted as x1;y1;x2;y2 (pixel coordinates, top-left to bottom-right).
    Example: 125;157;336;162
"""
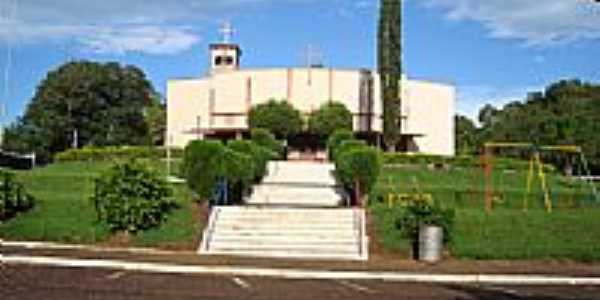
1;265;599;300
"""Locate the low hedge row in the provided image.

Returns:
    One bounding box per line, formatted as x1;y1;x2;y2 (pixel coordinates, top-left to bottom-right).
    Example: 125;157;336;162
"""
181;140;274;204
0;169;35;221
54;146;184;162
383;153;556;172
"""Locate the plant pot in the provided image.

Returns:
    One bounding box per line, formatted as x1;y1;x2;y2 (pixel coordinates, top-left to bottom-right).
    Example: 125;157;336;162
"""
418;225;444;263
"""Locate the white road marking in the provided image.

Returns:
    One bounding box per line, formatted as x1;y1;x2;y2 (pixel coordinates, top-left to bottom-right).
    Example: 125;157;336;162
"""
338;280;376;294
106;271;126;280
3;255;600;286
232;277;251;289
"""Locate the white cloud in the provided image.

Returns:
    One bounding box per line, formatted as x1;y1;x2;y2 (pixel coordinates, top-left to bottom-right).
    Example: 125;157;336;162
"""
424;0;600;46
0;0;304;55
456;85;540;122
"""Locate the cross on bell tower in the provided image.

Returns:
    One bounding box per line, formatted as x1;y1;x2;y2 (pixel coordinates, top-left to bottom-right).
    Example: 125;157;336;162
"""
220;22;235;44
209;22;242;75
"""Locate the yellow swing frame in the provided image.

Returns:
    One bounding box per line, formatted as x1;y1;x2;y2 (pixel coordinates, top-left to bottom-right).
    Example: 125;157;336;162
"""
483;143;583;213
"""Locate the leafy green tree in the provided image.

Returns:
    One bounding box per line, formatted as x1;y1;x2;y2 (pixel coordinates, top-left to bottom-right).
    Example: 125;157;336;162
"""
2;61;159;160
308;102;353;138
144;95;166;146
378;0;403;151
475;79;600;170
455;115;478;155
248;100;303;139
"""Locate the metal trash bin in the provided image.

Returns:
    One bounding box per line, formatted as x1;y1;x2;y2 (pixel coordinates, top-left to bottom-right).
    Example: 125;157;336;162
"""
418;225;444;263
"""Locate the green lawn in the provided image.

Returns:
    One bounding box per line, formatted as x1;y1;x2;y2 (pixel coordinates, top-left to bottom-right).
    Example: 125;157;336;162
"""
377;166;597;210
0;160;201;249
372;166;600;261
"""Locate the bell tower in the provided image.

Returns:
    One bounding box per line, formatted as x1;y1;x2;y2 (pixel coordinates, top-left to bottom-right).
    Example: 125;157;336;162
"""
210;22;242;75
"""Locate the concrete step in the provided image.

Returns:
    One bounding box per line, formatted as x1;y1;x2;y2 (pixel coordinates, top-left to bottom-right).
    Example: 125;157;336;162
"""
203;250;363;261
214;218;355;225
245;199;342;207
210;230;360;239
209;244;359;254
214;222;354;232
215;207;354;213
210;236;358;244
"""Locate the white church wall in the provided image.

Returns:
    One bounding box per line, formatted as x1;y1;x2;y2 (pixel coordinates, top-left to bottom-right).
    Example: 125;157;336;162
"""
167;79;210;147
405;80;456;156
167;68;456;155
242;69;288;105
371;74;383;132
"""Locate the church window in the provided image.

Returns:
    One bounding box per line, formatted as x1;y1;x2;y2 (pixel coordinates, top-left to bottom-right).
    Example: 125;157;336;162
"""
215;56;223;66
225;56;234;65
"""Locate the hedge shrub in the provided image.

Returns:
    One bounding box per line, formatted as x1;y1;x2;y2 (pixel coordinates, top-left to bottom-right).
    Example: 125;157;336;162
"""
55;146;184;162
251;128;284;158
227;140;275;181
181;141;227;200
0;170;35;221
383;153;556;173
336;146;382;196
334;139;367;163
327;129;354;160
307;102;353;137
182;140;273;204
90;160;175;233
221;148;255;204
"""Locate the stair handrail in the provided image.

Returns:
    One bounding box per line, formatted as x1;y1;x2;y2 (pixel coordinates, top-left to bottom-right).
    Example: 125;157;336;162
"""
200;207;221;253
359;209;369;260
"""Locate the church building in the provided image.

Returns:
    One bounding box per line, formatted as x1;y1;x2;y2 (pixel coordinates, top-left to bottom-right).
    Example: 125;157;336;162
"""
167;25;456;156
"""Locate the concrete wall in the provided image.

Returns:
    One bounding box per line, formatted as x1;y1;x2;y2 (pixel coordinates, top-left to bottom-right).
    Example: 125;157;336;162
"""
403;80;455;156
167;68;455;156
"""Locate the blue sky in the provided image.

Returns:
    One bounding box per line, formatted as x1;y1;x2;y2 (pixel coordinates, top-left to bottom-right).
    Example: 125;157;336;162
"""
1;0;600;124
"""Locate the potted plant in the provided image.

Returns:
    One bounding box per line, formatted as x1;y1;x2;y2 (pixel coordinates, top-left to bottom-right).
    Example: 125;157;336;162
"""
396;197;455;263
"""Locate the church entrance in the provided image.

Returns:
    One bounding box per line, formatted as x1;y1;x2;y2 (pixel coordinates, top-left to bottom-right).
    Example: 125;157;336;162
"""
286;133;327;162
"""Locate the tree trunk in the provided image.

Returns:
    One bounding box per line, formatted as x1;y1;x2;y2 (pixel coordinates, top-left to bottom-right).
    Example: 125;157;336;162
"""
354;179;362;208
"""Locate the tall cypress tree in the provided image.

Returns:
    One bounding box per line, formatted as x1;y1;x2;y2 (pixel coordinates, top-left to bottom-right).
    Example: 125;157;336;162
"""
378;0;403;151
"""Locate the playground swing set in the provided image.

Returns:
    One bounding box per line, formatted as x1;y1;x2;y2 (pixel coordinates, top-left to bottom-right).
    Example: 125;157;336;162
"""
482;142;599;213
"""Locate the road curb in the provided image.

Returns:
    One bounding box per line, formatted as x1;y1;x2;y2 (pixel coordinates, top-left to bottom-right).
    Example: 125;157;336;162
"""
1;240;183;256
2;255;600;285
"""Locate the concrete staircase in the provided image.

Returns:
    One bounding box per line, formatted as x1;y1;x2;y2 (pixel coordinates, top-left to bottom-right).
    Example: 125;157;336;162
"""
199;161;368;261
199;206;367;260
246;161;345;207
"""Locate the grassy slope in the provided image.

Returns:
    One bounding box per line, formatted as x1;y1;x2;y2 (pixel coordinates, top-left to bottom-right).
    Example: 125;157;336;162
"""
372;166;600;261
0;160;201;249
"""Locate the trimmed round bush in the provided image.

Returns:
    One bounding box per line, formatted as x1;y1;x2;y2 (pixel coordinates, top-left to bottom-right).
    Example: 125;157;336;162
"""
227;140;274;181
336;146;382;195
327;129;354;160
90;160;175;233
248;100;303;138
181;141;227;200
251;128;284;158
0;170;35;221
335;139;367;163
221;148;255;204
308;102;353;137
